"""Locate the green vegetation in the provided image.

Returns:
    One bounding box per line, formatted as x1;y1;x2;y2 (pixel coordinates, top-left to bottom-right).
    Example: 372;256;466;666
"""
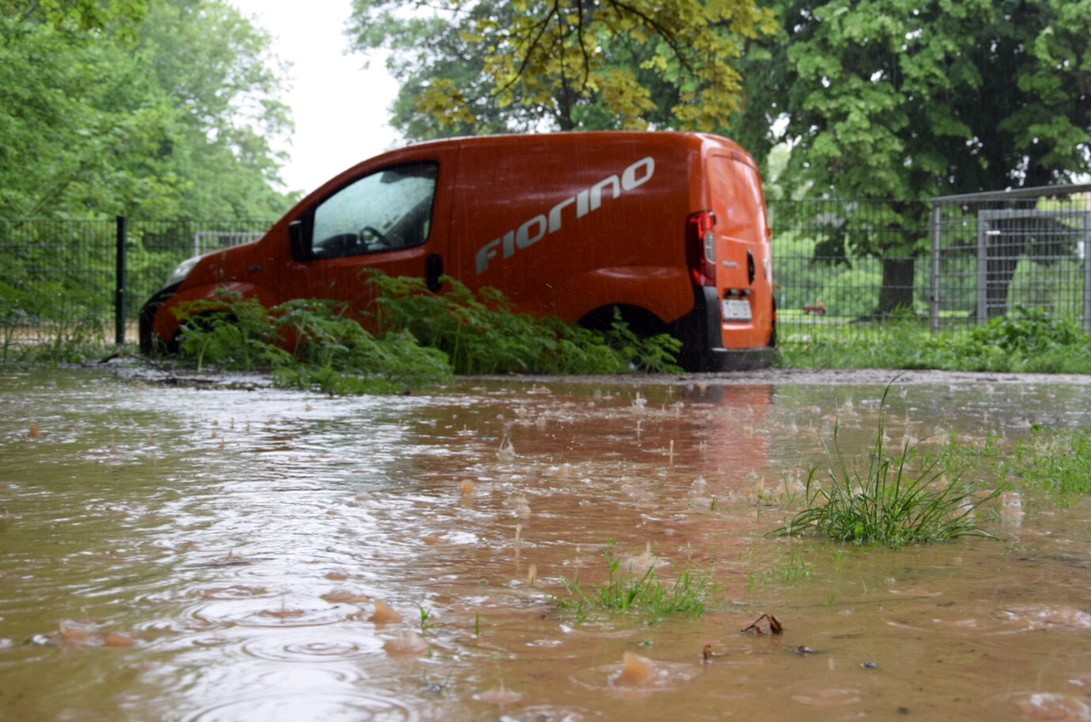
773;383;1000;547
368;272;682;375
348;0;776;136
1;1;294;219
732;0;1091;315
1009;426;1091;498
175;291;452;395
558;553;712;624
171;273;682;394
778;307;1091;375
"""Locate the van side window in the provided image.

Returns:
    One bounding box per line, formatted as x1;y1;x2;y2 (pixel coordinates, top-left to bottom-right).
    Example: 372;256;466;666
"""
310;161;438;259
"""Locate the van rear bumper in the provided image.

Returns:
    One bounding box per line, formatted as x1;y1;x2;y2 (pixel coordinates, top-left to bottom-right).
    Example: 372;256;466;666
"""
674;286;776;371
705;346;778;371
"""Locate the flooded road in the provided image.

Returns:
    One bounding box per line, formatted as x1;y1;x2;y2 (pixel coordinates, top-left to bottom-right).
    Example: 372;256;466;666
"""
2;368;1091;721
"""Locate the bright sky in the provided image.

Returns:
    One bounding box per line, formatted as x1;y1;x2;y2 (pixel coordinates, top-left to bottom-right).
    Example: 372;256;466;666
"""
228;0;402;193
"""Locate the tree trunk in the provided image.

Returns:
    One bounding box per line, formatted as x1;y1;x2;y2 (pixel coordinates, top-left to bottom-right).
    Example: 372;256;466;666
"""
878;257;915;315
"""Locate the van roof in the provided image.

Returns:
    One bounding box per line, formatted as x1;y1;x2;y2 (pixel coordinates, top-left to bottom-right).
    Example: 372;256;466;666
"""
308;131;756;200
392;130;745;155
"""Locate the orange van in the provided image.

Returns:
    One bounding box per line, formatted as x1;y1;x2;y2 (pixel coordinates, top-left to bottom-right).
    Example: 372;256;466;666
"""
140;131;776;370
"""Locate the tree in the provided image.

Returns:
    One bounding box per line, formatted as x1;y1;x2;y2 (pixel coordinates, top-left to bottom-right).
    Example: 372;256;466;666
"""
732;0;1091;314
134;0;295;217
0;0;295;219
347;0;778;138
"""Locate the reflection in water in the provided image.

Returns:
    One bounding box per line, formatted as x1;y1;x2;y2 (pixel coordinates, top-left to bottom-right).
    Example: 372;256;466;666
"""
1;369;1091;721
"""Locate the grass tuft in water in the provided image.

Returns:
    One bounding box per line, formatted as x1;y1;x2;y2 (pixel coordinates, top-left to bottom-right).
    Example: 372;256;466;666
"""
557;556;711;624
1010;426;1091;498
772;382;1000;548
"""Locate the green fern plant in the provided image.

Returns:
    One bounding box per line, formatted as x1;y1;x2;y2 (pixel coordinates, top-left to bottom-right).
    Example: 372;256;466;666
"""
366;271;681;374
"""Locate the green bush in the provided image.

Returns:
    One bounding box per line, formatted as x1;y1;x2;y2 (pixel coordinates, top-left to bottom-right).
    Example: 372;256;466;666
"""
366;272;681;375
171;273;682;394
175;290;452;394
959;305;1083;354
821;268;882;317
778;306;1091;374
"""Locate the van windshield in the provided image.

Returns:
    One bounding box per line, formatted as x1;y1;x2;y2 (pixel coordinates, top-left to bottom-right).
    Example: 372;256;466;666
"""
310;161;438;259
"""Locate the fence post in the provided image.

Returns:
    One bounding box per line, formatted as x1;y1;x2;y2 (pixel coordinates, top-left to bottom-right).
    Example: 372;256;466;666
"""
930;202;941;334
1085;225;1091;333
115;215;128;346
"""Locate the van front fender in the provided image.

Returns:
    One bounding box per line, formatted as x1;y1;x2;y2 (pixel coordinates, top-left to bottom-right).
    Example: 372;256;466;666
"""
141;282;275;354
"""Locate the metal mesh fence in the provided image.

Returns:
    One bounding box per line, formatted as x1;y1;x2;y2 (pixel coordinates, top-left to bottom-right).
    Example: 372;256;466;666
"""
1;188;1088;355
770;199;932;344
0;218;273;351
930;185;1091;333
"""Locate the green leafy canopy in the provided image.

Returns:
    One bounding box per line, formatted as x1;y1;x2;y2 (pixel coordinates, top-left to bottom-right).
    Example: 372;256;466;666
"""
347;0;778;137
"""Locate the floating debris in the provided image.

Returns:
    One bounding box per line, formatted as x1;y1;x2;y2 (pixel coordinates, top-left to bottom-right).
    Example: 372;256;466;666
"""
741;613;783;636
701;643;727;663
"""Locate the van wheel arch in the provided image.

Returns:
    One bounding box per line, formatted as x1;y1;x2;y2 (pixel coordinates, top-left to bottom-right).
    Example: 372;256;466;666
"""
170;310;241;355
578;305;668;338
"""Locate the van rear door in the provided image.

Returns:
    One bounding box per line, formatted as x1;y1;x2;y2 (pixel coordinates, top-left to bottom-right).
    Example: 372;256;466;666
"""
706;150;775;348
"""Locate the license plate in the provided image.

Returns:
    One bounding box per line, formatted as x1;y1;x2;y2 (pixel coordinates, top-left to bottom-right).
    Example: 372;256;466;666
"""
722;298;752;322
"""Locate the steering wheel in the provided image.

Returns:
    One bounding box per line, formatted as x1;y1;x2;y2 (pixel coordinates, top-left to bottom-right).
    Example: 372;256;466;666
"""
360;225;390;249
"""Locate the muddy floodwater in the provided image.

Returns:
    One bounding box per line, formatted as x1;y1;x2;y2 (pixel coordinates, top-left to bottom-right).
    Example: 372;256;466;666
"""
2;367;1091;721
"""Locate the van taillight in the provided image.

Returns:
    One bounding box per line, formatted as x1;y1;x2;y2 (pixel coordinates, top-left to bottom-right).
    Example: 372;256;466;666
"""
687;210;718;286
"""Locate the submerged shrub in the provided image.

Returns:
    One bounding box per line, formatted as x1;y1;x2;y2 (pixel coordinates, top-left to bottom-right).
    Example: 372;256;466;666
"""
170;272;681;394
366;271;681;375
174;291;452;393
175;291;288;371
773;382;1000;547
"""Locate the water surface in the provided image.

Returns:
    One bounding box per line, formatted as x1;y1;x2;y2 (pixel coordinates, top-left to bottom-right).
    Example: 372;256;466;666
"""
2;368;1090;721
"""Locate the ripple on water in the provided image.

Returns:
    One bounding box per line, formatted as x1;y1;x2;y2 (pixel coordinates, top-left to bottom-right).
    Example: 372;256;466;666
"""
569;651;701;694
921;603;1091;657
991;691;1091;721
184;594;349;629
788;686;865;709
182;691;416;722
499;705;587;721
241;628;385;663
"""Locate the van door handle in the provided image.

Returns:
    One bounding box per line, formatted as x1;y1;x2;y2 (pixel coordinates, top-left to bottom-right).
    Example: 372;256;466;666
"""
426;253;444;292
747;250;756;285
